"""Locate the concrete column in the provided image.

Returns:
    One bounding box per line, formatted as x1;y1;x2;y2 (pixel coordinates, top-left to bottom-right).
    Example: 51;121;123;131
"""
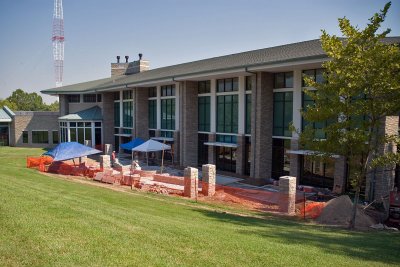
238;75;246;134
102;92;115;145
210;79;216;133
333;156;347;194
202;164;216;197
279;176;296;215
184;167;199;199
250;72;273;179
289;138;301;183
135;87;149;140
235;134;246;175
180;81;198;167
208;133;216;164
173;130;180;164
156;86;161;129
292;69;302;138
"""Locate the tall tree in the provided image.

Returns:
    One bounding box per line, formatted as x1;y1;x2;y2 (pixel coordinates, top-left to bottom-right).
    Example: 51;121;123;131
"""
299;2;400;229
0;89;59;111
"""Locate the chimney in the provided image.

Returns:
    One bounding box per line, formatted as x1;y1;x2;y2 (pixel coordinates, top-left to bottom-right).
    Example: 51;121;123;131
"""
139;53;143;60
111;55;129;77
125;53;149;75
116;56;120;63
125;56;129;63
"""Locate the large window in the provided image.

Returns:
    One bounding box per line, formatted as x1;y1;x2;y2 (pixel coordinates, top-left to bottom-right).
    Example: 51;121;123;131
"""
22;131;28;143
161;98;175;130
271;138;290;179
114;102;120;127
32;131;48;144
122;101;133;128
148;100;157;129
273;92;293;137
198;80;211;94
215;135;237;173
246;76;253;91
217;78;238;92
161;85;175;96
148;87;157;98
274;72;293;88
52;131;59;144
302;68;325;86
64;121;94;144
123;90;133;100
301;156;334;189
198;96;210;132
198;133;209;166
217;95;238;133
302;92;329;139
83;94;97;103
68;94;80;103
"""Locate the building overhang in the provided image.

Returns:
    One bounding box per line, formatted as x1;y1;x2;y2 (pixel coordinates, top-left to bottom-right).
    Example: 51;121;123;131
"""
287;149;340;158
204;142;238;148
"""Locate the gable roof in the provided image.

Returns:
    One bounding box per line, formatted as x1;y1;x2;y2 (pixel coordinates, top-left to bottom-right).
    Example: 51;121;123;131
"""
0;106;14;122
41;37;400;95
58;106;102;121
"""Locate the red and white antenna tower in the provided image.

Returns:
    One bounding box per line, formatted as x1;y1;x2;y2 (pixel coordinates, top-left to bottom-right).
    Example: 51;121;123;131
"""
52;0;64;87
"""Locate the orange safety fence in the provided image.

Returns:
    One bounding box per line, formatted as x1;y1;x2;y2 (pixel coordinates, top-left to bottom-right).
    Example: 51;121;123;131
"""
299;201;326;219
26;156;54;168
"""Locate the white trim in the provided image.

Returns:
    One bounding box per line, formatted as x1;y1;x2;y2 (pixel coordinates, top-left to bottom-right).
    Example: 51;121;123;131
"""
215;91;239;96
273;88;294;93
198;131;211;134
151;137;174;142
272;136;292;140
204;142;238;148
216;132;238;136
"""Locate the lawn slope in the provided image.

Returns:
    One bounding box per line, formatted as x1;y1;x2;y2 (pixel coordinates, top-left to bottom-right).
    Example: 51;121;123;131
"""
0;147;399;266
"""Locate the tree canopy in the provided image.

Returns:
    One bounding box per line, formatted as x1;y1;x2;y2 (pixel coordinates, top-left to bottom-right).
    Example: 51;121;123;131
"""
298;2;400;229
0;89;58;111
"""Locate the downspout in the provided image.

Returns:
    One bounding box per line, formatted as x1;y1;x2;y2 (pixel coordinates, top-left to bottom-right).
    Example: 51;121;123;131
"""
245;67;258;178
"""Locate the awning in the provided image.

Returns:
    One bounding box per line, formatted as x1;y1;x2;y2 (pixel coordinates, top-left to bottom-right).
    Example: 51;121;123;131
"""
287;150;340;158
204;142;238;148
132;139;171;152
151;137;174;142
0;107;13;122
58;106;102;121
44;142;102;161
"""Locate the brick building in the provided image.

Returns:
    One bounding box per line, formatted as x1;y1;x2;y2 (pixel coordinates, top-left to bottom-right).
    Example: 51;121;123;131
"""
41;38;400;201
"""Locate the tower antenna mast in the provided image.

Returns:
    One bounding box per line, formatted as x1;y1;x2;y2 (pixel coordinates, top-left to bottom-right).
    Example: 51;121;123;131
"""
52;0;64;87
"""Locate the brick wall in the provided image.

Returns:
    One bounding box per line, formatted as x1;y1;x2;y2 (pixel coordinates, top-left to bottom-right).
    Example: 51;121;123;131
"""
102;92;114;145
135;88;149;140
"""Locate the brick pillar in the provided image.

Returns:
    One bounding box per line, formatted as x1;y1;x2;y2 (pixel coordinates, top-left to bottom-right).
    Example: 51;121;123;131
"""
184;167;198;199
366;116;399;202
250;72;273;179
135;88;149;140
289;138;301;184
180;81;198;167
102;92;114;145
279;176;296;215
59;95;69;116
100;155;111;169
173;130;180;164
208;133;216;165
333;156;347;194
236;134;246;175
202;164;216;196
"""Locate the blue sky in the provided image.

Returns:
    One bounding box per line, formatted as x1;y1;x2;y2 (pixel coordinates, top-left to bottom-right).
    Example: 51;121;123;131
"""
0;0;399;103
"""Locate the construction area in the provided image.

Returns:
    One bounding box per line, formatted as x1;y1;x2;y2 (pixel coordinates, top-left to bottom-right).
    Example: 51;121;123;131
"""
26;142;400;230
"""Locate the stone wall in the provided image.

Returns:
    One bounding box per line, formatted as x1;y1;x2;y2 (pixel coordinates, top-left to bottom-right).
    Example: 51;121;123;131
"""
10;111;59;148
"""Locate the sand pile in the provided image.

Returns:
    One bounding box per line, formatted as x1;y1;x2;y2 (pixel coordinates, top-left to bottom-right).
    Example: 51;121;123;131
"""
316;195;376;228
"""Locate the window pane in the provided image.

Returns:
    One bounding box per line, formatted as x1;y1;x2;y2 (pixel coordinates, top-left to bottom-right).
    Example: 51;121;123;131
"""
114;102;120;127
23;131;28;143
225;79;232;92
232;78;239;91
217;79;224;92
83;94;96;103
316;68;325;84
85;128;92;141
52;131;59;144
274;73;285;88
285;72;293;88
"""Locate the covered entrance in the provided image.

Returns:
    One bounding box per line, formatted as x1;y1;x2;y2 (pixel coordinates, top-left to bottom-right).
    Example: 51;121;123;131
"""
0;107;13;146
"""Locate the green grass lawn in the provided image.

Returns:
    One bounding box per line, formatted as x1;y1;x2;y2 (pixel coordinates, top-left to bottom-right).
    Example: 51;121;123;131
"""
0;147;399;266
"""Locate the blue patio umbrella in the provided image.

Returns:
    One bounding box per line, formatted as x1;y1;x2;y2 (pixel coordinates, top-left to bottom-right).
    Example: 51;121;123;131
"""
44;142;102;162
120;137;145;160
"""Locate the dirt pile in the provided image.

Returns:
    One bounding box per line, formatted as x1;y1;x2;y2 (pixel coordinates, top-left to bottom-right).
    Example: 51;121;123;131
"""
316;195;376;228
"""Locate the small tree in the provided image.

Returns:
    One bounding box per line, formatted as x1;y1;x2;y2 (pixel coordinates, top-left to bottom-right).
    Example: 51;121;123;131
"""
299;2;400;229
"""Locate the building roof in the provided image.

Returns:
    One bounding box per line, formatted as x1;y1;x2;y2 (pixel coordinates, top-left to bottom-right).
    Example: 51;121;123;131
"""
58;106;102;121
0;106;14;122
41;37;400;95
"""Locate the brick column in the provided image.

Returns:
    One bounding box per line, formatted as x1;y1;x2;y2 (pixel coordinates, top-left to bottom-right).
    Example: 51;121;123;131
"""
202;164;216;196
184;167;198;199
279;176;296;215
333;156;347;194
366;116;399;202
100;155;111;169
250;72;273;179
102;92;114;145
59;95;69;116
208;133;216;165
289;138;301;184
135;88;149;140
180;81;198;167
236;134;246;175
